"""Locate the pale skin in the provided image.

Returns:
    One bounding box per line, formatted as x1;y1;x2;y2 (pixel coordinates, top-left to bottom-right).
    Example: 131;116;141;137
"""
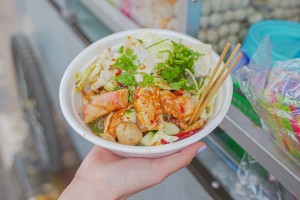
59;141;206;200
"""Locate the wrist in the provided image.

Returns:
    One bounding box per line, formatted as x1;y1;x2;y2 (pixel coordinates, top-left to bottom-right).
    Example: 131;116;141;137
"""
59;178;118;200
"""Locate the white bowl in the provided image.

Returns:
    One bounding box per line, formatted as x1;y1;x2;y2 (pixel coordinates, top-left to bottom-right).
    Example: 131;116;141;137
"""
59;29;232;158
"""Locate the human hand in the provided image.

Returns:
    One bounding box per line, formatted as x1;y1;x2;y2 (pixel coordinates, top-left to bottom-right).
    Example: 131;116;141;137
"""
59;142;206;200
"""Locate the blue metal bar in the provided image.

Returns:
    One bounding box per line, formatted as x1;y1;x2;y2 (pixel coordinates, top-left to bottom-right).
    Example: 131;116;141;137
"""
186;0;201;37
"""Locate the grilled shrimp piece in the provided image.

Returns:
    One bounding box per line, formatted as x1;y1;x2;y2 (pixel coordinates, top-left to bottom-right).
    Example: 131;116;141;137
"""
106;105;132;139
82;89;128;123
160;90;195;121
133;87;162;131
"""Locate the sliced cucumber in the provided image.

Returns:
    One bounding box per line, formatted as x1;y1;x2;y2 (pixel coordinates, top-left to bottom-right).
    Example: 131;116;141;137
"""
104;79;118;91
162;122;180;135
150;131;162;146
122;109;137;123
150;131;179;145
88;119;103;134
140;131;154;146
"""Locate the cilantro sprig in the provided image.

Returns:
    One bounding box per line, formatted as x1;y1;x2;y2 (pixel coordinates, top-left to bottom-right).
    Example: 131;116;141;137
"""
114;49;138;72
170;79;195;91
171;41;200;73
114;39;200;93
140;73;154;86
114;72;137;86
137;39;143;44
155;41;201;91
118;45;124;53
114;47;139;89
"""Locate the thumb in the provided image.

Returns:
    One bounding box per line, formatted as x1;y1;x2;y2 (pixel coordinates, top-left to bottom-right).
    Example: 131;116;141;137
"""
152;141;206;181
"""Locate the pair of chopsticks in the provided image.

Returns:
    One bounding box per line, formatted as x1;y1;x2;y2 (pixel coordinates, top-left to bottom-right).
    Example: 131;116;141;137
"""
187;43;242;128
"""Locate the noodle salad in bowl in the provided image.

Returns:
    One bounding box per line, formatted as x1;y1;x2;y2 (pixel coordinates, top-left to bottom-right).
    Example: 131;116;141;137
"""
74;32;215;146
60;29;232;157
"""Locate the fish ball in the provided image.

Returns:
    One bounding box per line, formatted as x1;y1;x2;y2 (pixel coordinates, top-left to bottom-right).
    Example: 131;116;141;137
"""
116;122;143;146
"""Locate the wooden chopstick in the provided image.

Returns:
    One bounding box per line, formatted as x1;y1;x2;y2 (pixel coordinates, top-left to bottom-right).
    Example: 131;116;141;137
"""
206;44;241;98
186;118;205;131
188;43;231;125
192;52;242;125
188;43;242;127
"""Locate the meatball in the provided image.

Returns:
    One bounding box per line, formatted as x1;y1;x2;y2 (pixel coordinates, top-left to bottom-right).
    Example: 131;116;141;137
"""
116;122;143;146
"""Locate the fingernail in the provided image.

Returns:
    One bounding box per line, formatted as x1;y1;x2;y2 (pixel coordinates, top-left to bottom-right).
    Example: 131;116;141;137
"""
197;146;207;154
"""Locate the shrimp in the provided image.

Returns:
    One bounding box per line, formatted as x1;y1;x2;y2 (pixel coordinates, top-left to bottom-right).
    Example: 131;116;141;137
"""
82;89;128;123
160;90;195;121
133;86;162;132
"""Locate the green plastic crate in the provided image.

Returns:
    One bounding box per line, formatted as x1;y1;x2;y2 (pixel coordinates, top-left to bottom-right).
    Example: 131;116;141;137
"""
213;128;245;162
211;80;262;160
232;81;261;127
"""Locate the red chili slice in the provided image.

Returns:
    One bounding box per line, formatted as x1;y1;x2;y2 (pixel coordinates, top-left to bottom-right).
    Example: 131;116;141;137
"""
115;68;122;76
161;139;168;144
174;128;203;140
160;128;203;145
173;90;183;96
180;106;185;113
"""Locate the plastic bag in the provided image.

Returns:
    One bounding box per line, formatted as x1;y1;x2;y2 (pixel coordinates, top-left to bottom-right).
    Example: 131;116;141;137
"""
237;153;297;200
236;37;300;165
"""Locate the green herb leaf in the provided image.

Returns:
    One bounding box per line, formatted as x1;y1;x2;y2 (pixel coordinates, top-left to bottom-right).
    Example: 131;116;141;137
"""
155;63;170;71
128;87;135;103
140;73;154;86
169;41;200;73
170;78;195;91
114;72;137;86
169;82;182;90
161;66;181;83
113;85;122;91
118;45;124;53
154;40;201;91
125;108;134;115
114;49;138;72
137;39;143;44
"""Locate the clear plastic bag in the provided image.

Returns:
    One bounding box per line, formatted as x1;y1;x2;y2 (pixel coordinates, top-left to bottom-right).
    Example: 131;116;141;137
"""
236;37;300;165
237;153;297;200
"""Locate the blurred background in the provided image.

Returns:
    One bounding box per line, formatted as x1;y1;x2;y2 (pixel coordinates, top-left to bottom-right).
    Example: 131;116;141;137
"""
0;0;299;199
